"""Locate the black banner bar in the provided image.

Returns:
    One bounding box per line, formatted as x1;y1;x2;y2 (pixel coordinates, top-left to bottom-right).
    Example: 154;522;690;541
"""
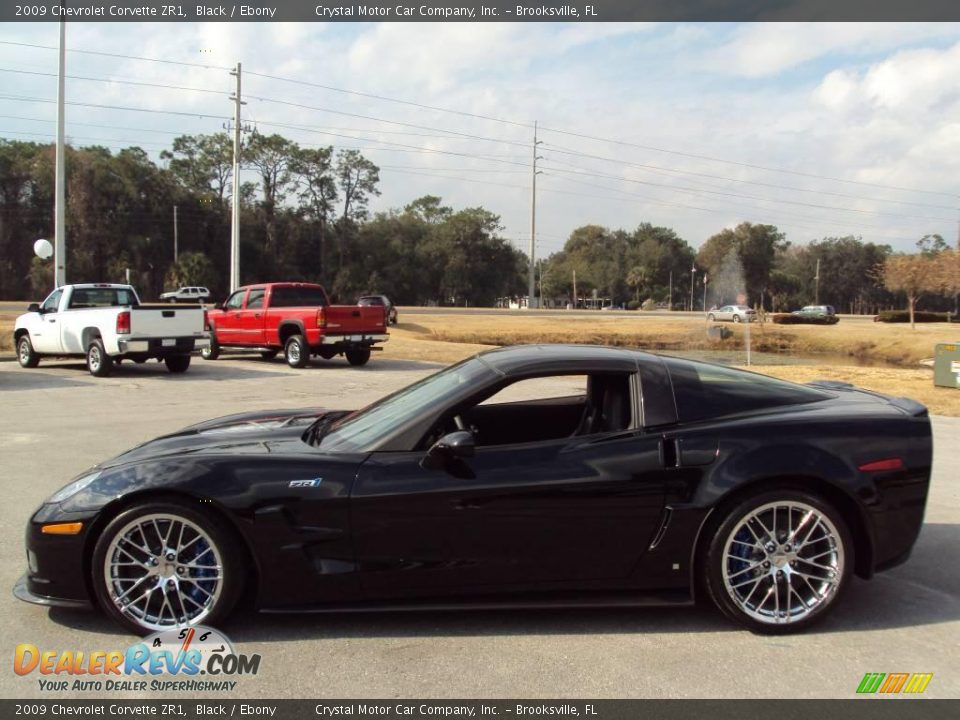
1;700;957;720
2;0;959;23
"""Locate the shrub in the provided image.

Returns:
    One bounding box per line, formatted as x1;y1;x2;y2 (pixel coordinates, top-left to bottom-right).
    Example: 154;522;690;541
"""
875;310;953;323
626;300;641;311
771;313;840;325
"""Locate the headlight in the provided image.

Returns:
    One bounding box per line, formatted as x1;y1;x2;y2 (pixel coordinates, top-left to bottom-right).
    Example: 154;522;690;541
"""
47;471;101;504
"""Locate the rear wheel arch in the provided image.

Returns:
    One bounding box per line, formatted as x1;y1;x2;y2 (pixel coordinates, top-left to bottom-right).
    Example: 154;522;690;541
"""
692;475;874;597
277;322;304;346
81;326;103;350
81;489;261;615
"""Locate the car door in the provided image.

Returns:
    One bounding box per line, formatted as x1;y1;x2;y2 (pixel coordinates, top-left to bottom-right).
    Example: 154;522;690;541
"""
214;289;247;344
30;288;64;354
238;288;267;345
350;372;668;601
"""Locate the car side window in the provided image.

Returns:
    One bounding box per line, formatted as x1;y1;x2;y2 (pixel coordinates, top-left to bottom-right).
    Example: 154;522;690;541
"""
41;289;62;312
224;291;245;310
246;289;265;309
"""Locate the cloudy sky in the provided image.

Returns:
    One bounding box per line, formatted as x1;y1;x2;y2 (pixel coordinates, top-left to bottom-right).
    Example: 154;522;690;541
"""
1;21;958;256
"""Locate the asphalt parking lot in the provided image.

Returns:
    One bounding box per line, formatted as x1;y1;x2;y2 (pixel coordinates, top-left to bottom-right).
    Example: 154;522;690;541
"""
0;354;957;699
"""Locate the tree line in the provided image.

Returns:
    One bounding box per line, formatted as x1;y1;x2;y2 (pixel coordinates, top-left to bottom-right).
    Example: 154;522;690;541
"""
0;135;955;316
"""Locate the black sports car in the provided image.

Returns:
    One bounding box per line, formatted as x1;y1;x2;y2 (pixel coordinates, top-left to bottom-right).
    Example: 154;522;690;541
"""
16;345;932;635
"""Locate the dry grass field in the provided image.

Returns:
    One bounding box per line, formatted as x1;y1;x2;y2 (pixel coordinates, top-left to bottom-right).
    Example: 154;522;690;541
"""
3;308;958;415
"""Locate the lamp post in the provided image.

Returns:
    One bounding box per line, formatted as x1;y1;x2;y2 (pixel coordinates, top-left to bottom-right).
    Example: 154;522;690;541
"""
690;264;697;312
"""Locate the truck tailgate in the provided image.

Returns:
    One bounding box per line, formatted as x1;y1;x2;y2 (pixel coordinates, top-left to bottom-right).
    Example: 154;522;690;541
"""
130;304;206;339
324;306;387;334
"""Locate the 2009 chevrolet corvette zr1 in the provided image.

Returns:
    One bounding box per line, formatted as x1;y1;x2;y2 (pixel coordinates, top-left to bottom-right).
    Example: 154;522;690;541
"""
16;345;932;635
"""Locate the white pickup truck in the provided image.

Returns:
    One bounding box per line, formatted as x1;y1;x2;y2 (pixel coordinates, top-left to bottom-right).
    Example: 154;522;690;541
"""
14;284;210;376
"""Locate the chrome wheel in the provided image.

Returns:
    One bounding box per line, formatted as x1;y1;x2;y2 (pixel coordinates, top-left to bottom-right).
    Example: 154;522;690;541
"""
102;513;223;631
88;345;102;372
18;338;31;364
722;501;844;626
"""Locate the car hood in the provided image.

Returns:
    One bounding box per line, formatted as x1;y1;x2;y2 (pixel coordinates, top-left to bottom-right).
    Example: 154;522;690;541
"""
99;407;349;468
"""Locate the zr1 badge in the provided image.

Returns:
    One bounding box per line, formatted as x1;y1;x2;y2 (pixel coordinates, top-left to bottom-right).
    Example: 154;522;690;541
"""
289;478;323;488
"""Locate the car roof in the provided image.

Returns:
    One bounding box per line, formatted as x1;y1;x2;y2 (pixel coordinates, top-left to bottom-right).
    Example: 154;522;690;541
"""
476;343;644;376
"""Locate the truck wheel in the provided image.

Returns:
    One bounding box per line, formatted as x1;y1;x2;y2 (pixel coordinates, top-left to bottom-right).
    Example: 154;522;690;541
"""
201;335;220;360
285;335;309;368
17;335;40;368
346;348;371;367
165;355;191;374
260;349;279;361
87;338;113;377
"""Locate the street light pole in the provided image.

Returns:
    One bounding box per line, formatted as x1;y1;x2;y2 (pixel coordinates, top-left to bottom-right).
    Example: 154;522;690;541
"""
54;20;66;288
690;265;697;312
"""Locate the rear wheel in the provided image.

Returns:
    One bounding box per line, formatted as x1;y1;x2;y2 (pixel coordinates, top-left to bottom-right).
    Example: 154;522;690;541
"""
91;499;243;635
259;349;279;361
86;338;113;377
17;335;39;368
164;355;191;374
285;334;309;368
201;335;220;360
346;347;371;366
703;489;852;634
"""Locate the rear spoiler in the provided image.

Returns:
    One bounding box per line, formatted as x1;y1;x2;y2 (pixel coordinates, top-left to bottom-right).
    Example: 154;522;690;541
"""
807;380;928;417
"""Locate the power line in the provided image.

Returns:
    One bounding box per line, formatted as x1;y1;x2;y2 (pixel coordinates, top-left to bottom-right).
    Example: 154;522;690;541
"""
541;142;957;211
0;93;231;122
539;163;954;222
0;40;232;71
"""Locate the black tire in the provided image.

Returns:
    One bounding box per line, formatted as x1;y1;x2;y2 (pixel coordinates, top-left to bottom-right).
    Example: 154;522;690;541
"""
164;355;191;374
17;334;40;368
90;499;244;636
259;349;279;361
733;314;742;323
346;347;371;366
201;335;220;360
285;334;309;368
707;314;715;322
702;488;853;634
86;338;113;377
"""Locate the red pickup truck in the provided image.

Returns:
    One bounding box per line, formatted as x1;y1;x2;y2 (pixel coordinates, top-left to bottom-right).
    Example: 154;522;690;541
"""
202;283;388;367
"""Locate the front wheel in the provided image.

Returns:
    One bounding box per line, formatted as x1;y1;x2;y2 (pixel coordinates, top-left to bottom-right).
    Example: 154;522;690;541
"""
165;355;191;374
17;335;40;368
87;338;113;377
201;335;220;360
346;347;371;366
285;334;309;368
703;489;852;634
91;499;244;635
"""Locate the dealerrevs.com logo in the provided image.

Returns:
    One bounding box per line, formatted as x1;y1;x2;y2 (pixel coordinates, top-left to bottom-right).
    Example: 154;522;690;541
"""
857;672;933;695
13;626;260;693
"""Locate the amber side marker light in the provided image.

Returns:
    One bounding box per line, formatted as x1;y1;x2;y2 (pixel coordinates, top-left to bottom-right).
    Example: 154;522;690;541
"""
41;522;83;535
858;458;905;472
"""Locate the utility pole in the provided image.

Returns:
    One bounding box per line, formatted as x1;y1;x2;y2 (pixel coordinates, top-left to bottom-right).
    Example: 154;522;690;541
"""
528;120;543;309
668;270;673;311
228;63;245;292
173;205;179;263
703;273;708;312
814;257;820;305
572;269;577;309
54;20;66;288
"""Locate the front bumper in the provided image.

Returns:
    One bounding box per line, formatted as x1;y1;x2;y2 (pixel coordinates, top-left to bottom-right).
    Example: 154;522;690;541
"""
118;336;210;355
13;575;91;609
16;504;96;609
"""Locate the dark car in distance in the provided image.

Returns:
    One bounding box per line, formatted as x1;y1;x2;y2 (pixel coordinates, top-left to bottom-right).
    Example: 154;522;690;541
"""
358;294;398;325
16;345;931;635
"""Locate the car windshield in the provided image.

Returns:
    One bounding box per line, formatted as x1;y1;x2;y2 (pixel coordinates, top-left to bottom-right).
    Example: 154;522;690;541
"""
313;357;496;452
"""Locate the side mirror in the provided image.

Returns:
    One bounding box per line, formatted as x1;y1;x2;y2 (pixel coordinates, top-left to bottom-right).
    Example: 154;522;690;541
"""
27;303;41;313
421;430;475;471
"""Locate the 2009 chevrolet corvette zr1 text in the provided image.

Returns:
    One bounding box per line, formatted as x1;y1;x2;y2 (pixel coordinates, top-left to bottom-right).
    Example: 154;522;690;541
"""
16;345;932;635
